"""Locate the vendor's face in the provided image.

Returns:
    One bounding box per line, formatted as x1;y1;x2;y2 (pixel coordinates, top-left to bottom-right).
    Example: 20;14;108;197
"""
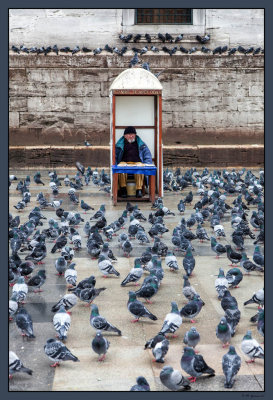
124;133;136;143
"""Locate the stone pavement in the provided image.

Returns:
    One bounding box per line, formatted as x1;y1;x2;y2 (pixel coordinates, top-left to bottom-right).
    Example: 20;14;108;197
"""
9;168;264;391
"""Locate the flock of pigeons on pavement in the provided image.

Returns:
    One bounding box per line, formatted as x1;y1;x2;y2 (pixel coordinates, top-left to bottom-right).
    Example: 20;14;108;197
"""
9;162;264;391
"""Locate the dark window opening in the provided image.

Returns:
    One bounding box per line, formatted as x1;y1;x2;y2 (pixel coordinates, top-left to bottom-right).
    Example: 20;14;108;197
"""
135;9;193;25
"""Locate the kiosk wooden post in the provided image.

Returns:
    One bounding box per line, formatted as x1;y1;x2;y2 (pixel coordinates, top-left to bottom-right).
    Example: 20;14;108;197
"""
109;68;163;205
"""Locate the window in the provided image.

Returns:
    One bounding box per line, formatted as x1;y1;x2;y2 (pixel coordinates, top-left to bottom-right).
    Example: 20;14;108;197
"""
135;9;193;24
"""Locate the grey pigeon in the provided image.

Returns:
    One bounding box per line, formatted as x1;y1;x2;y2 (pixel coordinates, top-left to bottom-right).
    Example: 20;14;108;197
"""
241;330;264;363
121;259;143;286
53;305;71;341
180;296;204;323
183;327;200;351
182;275;199;301
9;351;33;378
9;293;18;321
122;238;133;257
44;338;79;367
244;288;264;307
91;330;110;361
165;251;179;271
222;346;241;388
55;256;67;276
216;316;232;347
181;347;215;383
27;270;46;292
160;365;191;391
90;304;122;335
225;305;241;337
226;267;243;288
51;293;77;313
144;332;166;350
183;246;195;277
152;339;169;363
15;308;35;338
159;302;182;337
74;286;106;306
12;277;28;303
98;255;120;277
240;252;264;273
64;263;77;287
215;268;229;299
127;291;157;322
130;376;150;391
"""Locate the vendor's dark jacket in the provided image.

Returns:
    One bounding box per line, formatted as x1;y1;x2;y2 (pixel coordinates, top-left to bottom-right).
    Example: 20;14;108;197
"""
115;135;153;165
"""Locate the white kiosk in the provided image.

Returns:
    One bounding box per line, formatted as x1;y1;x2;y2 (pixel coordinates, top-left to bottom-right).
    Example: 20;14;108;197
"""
109;68;163;205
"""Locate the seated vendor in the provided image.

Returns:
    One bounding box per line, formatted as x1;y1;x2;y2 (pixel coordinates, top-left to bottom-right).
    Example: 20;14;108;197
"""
115;126;153;198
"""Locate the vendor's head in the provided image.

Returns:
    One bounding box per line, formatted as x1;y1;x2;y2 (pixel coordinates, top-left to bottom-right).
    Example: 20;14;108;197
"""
124;126;136;143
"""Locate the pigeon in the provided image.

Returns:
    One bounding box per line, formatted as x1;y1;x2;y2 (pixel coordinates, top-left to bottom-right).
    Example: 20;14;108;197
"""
81;200;94;213
72;45;80;55
34;174;45;185
159;302;182;337
74;286;106;306
51;235;67;253
244;288;264;307
181;347;215;383
129;52;139;68
90;304;122;335
211;237;226;258
98;255;120;277
196;34;210;44
165;251;179;271
12;277;28;303
228;47;237;55
152;339;169;363
225;304;241;337
188;47;197;54
145;33;151;43
253;246;264;268
53;305;71;341
55;256;67;276
240;252;264;274
183;246;195;277
144;332;166;350
182;275;199;302
64;263;77;287
15;308;35;338
257;308;264;338
225;245;242;266
151;45;159;52
241;330;264;363
180;46;188;53
177;199;185;213
122;239;133;257
11;45;20;53
165;33;174;42
9;293;19;321
160;365;191;391
9;351;33;379
68;275;96;292
201;46;211;53
76;161;85;175
196;224;210;242
130;376;150;391
180;296;204;323
220;290;238;311
134;280;158;304
226;267;243;288
91;330;110;361
121;259;143;286
127;291;157;322
27;269;46;292
133;34;141;42
216;317;232;347
51;293;78;313
183;326;201;353
93;47;102;55
44;338;79;367
222;346;241;389
215;268;229;299
158;33;166;42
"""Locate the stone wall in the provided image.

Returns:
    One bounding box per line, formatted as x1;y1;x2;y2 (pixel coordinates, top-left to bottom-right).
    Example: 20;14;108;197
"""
9;9;264;48
9;53;264;149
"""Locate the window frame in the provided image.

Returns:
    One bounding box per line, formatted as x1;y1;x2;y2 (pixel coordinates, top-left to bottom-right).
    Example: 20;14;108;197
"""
134;9;193;25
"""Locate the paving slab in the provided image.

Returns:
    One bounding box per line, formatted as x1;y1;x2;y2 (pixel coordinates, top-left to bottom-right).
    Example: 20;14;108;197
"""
9;167;264;392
